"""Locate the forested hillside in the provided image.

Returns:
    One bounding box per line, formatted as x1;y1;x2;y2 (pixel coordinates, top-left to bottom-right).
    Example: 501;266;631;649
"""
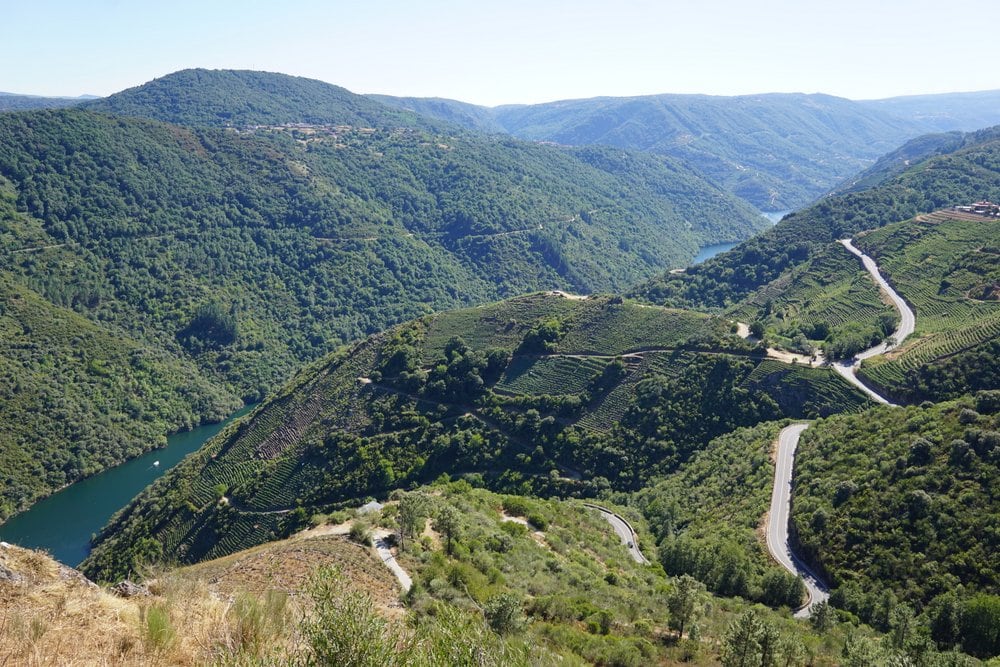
0;77;769;521
0;273;239;520
791;395;1000;658
0;108;763;399
489;93;916;211
633;422;807;609
81;293;871;581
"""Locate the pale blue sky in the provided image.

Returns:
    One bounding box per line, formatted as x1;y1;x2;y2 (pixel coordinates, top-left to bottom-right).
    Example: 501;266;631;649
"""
2;0;997;105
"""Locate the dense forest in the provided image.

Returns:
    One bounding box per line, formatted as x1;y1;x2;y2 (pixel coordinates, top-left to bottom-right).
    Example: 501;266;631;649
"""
0;273;239;519
0;86;767;517
0;107;764;398
792;395;1000;658
378;89;1000;212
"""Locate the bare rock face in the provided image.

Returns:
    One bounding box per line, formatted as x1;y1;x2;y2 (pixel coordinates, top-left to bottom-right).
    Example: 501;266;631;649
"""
59;564;100;589
111;579;150;598
0;564;24;583
0;542;24;583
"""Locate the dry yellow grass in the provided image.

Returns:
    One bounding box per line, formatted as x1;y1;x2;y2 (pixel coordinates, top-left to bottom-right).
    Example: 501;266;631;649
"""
178;533;401;616
0;531;402;665
0;542;255;665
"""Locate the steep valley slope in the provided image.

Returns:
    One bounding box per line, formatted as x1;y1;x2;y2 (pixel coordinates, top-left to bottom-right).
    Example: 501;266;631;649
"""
0;72;768;519
81;292;872;582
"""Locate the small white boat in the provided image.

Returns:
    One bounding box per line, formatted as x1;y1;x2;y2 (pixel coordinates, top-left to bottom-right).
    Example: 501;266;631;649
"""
153;461;160;467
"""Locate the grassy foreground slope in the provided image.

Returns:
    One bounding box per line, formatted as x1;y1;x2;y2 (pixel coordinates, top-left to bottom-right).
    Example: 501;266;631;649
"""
3;488;907;667
82;293;870;581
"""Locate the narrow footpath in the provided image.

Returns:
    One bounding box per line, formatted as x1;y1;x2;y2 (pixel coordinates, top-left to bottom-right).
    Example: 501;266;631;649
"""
373;528;412;593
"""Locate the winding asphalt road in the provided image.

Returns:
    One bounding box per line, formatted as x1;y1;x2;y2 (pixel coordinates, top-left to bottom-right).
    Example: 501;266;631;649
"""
767;424;830;617
831;239;916;405
584;503;650;565
767;239;913;616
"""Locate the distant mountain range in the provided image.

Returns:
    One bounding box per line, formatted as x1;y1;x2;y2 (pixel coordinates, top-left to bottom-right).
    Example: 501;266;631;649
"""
0;92;96;112
12;70;1000;212
375;89;1000;211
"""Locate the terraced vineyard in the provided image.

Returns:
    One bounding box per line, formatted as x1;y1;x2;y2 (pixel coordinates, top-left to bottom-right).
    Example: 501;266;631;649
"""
419;294;583;362
574;356;651;434
83;293;871;581
743;360;875;417
852;212;1000;400
729;241;894;347
420;293;731;362
496;355;608;396
555;301;730;354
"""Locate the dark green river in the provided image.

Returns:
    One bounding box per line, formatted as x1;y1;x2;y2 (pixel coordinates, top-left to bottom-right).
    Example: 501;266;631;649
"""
0;405;252;567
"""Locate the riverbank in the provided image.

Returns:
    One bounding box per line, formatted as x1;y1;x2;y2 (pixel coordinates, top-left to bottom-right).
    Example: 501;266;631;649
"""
0;405;253;566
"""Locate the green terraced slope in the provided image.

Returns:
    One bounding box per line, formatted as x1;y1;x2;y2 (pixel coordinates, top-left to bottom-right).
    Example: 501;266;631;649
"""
852;211;1000;401
81;293;871;581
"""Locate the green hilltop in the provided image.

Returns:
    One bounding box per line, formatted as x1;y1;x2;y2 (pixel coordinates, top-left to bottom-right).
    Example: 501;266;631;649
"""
82;68;442;130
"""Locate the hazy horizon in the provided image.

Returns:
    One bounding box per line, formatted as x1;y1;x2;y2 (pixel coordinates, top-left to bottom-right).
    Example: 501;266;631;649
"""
4;0;1000;106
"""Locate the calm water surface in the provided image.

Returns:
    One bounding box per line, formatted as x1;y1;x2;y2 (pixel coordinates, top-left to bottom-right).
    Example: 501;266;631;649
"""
690;210;788;266
0;405;252;566
692;242;738;265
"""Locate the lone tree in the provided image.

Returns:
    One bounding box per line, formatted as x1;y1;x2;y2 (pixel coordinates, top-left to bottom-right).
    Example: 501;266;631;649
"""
396;492;428;552
720;609;765;667
666;574;707;638
434;503;462;556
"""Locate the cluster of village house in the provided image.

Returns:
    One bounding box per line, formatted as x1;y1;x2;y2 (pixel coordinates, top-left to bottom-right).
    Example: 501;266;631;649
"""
954;201;1000;216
